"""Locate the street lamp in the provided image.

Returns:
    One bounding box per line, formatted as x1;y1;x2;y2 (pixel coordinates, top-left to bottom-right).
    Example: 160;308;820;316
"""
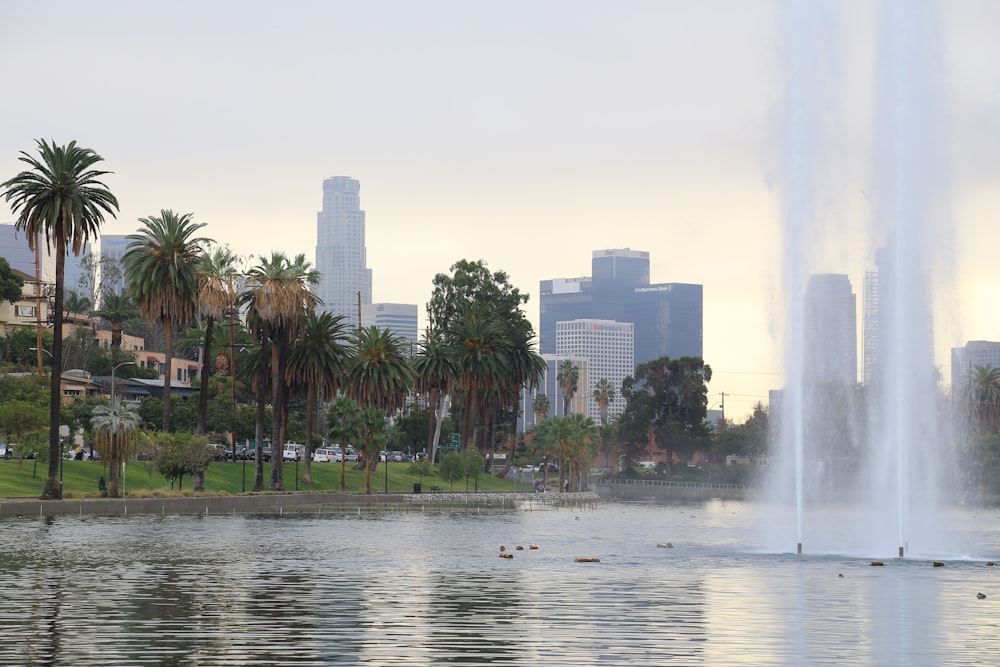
112;361;136;403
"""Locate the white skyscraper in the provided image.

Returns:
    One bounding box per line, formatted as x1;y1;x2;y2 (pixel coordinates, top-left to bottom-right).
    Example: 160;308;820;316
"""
361;303;419;356
555;319;633;423
315;176;372;321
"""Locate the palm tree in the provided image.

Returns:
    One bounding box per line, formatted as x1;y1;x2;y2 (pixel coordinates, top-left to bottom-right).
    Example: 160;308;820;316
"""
565;413;600;491
448;308;510;451
344;325;415;494
195;245;240;436
94;291;138;349
970;364;1000;430
557;359;579;416
413;332;457;465
1;139;119;499
122;210;208;432
532;392;550;424
90;397;140;498
287;311;351;484
592;377;617;425
63;289;92;319
242;252;319;491
327;395;365;492
497;328;544;475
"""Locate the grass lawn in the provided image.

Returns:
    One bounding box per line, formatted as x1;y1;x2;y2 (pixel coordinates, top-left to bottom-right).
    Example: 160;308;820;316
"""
0;458;529;499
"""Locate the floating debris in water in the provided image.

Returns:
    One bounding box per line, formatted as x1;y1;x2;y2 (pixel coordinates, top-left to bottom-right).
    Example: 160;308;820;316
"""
575;557;601;563
870;561;885;567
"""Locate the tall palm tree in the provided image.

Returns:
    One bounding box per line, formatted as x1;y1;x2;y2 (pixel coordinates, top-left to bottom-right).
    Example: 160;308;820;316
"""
448;308;510;451
413;332;457;465
557;359;579;416
1;139;119;499
532;392;550;424
90;397;140;498
344;325;415;494
287;310;350;484
565;413;600;491
63;289;92;319
195;245;240;436
122;210;208;432
242;252;319;491
94;291;138;349
498;328;545;473
970;364;1000;430
592;377;617;425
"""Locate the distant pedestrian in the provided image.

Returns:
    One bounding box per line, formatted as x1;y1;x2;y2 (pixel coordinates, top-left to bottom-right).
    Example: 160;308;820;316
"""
98;476;107;493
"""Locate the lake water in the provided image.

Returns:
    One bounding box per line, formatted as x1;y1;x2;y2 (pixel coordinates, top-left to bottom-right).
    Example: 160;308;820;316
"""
1;499;999;666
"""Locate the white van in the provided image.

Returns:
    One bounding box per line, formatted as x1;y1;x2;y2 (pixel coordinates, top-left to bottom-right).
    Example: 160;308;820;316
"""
283;443;306;461
313;448;335;463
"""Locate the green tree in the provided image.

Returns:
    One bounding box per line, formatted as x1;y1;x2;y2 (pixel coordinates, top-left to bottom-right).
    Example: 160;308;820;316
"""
448;308;509;451
532;392;550;424
621;356;713;473
123;210;208;432
438;452;464;490
195;245;240;437
968;365;1000;432
243;252;319;491
90;398;140;497
0;257;24;304
412;332;457;465
460;446;486;491
287;311;350;484
93;291;138;349
344;326;415;494
327;395;365;492
2;139;119;499
557;359;579;416
592;377;617;425
0;400;47;463
63;289;91;318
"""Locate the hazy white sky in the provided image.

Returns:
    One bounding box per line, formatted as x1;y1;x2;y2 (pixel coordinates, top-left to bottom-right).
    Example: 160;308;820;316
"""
3;1;999;419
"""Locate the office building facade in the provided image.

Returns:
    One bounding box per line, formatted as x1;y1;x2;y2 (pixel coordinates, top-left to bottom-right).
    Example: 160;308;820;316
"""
361;303;419;356
556;319;633;423
951;341;1000;397
804;273;857;385
315;176;372;320
539;248;703;367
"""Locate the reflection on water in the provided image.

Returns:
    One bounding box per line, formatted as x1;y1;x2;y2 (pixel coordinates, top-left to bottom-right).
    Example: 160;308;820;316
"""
0;501;998;666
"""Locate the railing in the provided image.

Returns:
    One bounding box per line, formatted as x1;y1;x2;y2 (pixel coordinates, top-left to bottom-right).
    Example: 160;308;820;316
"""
597;477;748;492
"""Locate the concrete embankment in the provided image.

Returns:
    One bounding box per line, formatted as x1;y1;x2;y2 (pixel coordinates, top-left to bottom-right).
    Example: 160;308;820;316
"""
596;478;750;502
0;490;600;518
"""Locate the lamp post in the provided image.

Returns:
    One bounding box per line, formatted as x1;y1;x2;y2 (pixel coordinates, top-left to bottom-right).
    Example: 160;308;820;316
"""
112;361;136;404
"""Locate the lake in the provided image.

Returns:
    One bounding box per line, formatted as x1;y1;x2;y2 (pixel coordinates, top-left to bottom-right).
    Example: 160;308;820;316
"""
1;499;998;666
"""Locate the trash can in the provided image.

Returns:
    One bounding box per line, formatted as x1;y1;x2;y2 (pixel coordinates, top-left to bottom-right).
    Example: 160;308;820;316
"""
413;483;421;494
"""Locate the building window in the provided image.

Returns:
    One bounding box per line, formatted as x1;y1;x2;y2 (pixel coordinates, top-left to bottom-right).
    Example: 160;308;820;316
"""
16;305;35;318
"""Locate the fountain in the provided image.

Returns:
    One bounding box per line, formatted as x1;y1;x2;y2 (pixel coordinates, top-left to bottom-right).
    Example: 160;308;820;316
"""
768;0;950;559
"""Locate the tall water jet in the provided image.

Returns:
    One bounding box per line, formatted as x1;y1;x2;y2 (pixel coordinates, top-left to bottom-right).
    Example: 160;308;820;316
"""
767;0;950;558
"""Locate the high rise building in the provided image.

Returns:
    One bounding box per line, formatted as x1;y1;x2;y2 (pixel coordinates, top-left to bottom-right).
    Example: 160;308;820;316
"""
361;303;419;356
98;234;129;297
539;248;702;366
556;319;633;423
951;341;1000;396
315;177;372;320
0;222;90;298
520;354;591;431
803;274;857;385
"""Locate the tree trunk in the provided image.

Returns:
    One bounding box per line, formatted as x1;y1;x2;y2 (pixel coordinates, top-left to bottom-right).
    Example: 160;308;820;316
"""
163;319;173;432
197;315;215;436
430;393;446;464
193;469;205;492
302;383;315;484
108;454;120;498
253;372;266;492
41;233;66;500
269;340;283;491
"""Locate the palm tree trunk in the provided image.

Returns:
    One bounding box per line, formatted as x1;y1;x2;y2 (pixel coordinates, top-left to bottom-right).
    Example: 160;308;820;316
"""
163;319;173;432
41;234;66;500
431;393;446;464
303;383;315;484
269;340;284;491
364;434;373;494
253;377;266;492
197;315;215;436
108;454;120;498
426;387;438;453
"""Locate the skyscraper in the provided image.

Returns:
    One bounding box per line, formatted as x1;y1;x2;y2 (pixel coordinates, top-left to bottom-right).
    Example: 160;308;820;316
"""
315;177;372;321
539;248;703;366
99;234;129;297
556;319;633;423
361;303;419;356
803;273;857;385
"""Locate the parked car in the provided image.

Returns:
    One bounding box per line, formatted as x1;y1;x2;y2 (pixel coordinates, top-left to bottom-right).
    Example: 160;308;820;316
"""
283;443;305;462
207;443;228;461
327;445;357;463
313;448;335;463
414;452;428;462
0;444;13;459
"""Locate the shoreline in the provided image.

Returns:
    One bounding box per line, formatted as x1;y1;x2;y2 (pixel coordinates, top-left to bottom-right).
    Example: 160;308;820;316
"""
0;490;601;518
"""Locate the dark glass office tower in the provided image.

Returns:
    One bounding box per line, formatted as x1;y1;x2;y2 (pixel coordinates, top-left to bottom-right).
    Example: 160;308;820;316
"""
538;248;703;366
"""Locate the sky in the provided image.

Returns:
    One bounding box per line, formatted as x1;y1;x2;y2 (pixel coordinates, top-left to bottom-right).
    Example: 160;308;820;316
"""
2;1;999;420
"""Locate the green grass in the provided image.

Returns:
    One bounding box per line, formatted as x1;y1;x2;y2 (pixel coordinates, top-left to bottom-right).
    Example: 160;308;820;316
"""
0;458;527;498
